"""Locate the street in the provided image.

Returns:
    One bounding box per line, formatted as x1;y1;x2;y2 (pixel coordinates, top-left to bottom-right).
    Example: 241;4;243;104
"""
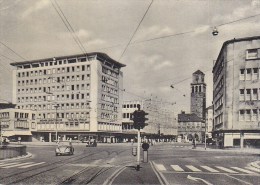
0;142;259;185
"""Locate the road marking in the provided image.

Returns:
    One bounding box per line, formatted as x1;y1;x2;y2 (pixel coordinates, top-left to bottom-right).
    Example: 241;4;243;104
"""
200;166;219;173
18;162;45;168
230;167;256;174
2;162;34;169
0;162;19;167
187;175;213;185
215;166;238;173
155;164;166;171
225;174;253;185
150;161;170;185
171;165;184;172
186;165;201;172
245;166;260;173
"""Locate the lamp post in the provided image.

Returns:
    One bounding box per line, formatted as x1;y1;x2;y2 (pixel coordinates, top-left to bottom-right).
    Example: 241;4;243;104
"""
54;104;60;142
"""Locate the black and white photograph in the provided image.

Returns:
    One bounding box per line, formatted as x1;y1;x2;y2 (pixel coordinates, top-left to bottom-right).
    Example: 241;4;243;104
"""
1;0;260;184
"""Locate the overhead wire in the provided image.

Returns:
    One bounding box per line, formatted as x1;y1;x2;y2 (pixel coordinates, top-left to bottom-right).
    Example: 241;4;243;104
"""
118;0;154;61
0;41;27;61
50;0;87;54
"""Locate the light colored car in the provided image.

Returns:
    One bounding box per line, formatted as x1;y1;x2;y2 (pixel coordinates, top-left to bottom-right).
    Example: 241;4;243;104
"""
55;141;74;156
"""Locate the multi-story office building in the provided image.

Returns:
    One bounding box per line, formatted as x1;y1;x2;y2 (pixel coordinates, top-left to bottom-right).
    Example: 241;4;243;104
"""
212;36;260;148
10;52;125;143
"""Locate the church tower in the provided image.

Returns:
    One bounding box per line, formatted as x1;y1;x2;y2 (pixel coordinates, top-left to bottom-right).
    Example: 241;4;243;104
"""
190;70;206;120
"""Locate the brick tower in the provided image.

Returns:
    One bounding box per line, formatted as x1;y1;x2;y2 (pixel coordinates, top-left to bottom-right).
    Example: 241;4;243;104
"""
190;70;206;120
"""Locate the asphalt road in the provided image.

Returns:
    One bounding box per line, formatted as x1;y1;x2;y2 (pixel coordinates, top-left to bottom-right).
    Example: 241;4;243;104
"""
0;142;259;185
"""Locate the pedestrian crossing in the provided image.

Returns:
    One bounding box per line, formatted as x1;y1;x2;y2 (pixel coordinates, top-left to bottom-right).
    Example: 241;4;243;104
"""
0;161;45;169
153;162;259;175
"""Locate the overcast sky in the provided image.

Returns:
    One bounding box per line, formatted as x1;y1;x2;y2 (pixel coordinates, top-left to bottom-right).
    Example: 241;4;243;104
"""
1;0;260;114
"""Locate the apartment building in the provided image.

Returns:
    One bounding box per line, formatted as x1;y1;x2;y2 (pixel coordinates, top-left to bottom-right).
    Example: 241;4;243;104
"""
212;36;260;148
10;52;125;142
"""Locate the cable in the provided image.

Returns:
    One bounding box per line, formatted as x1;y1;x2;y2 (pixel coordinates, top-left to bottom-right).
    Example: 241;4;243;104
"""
0;59;12;73
0;54;17;62
50;0;87;54
118;0;154;61
217;13;260;27
0;41;27;61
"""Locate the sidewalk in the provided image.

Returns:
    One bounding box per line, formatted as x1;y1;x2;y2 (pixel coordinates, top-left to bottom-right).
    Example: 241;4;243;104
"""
192;144;260;154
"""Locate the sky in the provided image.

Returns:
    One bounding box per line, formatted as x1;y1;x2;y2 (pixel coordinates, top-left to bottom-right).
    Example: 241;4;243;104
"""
1;0;260;114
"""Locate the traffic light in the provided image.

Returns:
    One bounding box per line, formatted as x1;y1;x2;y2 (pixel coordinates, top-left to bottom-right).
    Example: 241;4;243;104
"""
132;110;149;130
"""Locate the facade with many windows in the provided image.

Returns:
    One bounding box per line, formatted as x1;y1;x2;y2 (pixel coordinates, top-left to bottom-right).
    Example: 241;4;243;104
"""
212;36;260;147
122;100;177;142
10;52;125;142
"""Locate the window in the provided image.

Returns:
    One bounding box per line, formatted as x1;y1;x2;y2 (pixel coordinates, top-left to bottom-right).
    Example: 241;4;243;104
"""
240;69;245;81
252;109;257;121
246;89;251;101
239;89;245;101
246;68;252;81
239;110;244;121
245;109;251;121
253;68;258;80
246;49;258;59
253;89;258;100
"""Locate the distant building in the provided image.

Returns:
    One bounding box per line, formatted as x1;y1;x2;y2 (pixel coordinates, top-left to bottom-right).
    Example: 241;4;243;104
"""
212;36;260;148
190;70;206;120
10;52;125;143
122;100;177;142
205;105;213;137
177;111;204;142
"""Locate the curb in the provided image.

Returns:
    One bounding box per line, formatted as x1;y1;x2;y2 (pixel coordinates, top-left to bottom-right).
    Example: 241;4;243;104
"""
0;152;32;162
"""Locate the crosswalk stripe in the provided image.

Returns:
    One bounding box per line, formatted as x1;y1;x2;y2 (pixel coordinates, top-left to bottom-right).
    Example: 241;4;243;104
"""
2;162;34;169
215;166;238;173
0;162;19;167
18;162;45;168
245;166;260;173
171;165;184;172
155;164;166;171
200;166;219;173
186;165;201;172
231;167;256;174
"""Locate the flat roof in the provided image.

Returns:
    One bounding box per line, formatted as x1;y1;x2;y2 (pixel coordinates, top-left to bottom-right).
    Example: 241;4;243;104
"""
213;36;260;71
10;52;126;68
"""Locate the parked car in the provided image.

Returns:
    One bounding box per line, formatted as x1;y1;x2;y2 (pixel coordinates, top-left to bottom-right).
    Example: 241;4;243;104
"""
55;141;74;156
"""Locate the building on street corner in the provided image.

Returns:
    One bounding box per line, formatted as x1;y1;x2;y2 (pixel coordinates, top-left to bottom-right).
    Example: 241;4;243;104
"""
10;52;126;143
212;36;260;148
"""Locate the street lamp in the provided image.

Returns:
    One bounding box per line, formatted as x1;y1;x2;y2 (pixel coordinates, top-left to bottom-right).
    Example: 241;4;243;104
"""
54;104;60;142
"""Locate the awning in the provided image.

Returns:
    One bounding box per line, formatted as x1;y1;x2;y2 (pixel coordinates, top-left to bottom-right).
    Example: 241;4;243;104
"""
3;131;32;137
